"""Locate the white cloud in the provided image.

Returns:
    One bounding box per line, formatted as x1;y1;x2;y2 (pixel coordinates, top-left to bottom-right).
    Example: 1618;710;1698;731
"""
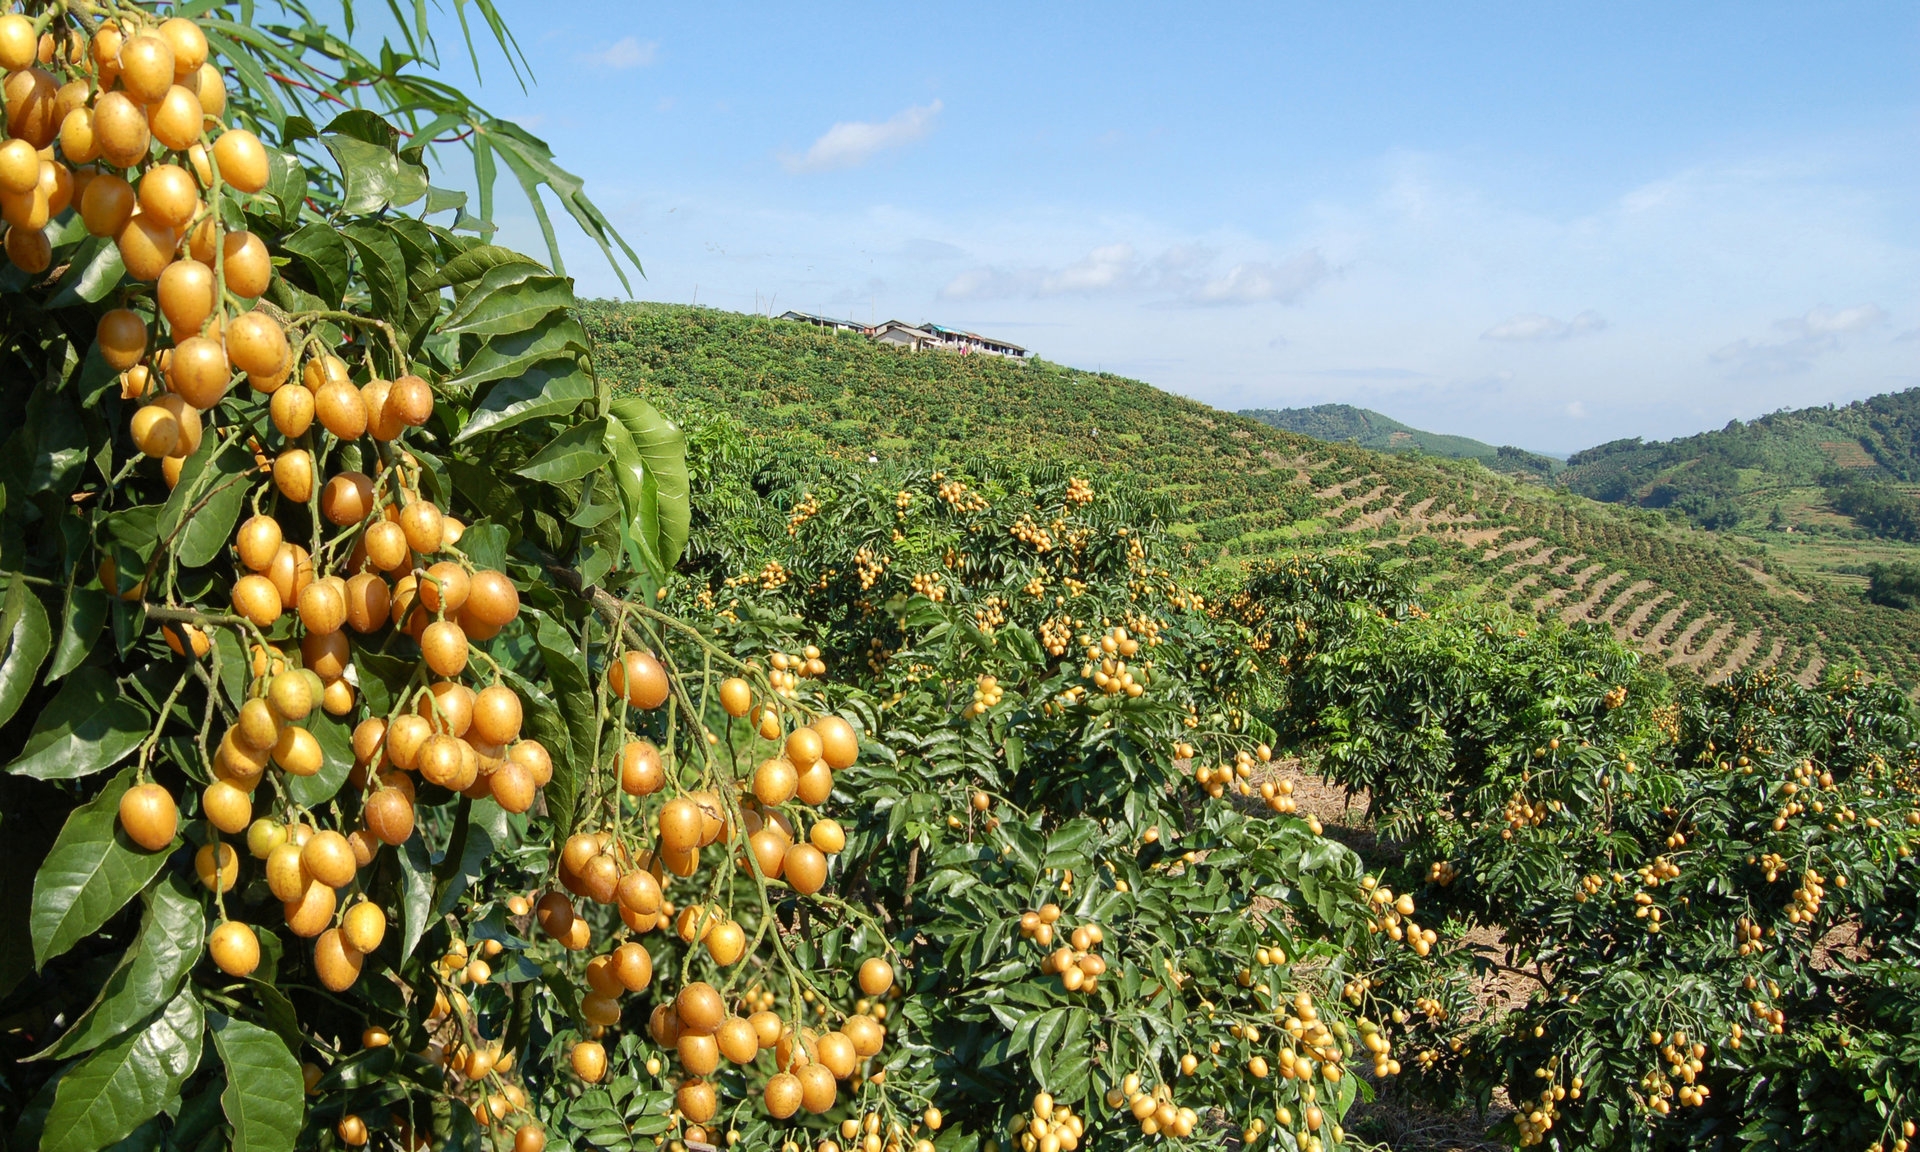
1482;310;1608;342
1566;400;1589;418
783;101;942;174
1785;303;1887;336
594;37;657;68
1711;303;1887;378
940;244;1329;307
1191;253;1331;305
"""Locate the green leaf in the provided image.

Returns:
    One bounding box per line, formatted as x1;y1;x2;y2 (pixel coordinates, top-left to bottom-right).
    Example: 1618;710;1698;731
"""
159;433;255;570
30;769;173;968
324;132;428;214
47;582;108;681
0;577;51;727
341;221;409;328
441;263;573;338
45;237;126;308
605;397;690;578
29;871;204;1060
208;1014;305;1152
439;245;542;286
8;667;149;781
516;417;609;484
444;313;590;394
282;714;354;808
279;224;350;307
42;985;203;1152
398;833;434;961
452;362;593;443
529;611;594;838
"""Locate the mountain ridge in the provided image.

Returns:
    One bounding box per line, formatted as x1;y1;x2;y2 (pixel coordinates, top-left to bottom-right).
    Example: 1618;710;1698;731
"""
1238;403;1562;477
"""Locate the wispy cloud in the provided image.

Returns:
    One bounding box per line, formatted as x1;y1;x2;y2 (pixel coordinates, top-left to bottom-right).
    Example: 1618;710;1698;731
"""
594;37;657;68
939;244;1330;307
1191;253;1331;305
1712;303;1888;378
784;101;943;173
1482;311;1608;342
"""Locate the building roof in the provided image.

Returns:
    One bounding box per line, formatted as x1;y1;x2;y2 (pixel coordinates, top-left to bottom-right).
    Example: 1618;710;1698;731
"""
777;310;865;329
925;323;1027;354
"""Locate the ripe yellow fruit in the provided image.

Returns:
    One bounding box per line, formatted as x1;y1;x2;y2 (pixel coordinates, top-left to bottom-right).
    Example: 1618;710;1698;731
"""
119;34;178;103
786;726;824;767
166;335;230;410
858;957;895;996
608;650;670;710
784;843;829;895
209;920;261;977
116;213;176;282
283;878;337;938
815;715;860;769
810;818;847;855
203;779;252;834
195;842;239;892
302;830;358;888
705;919;747;966
619;740;665;796
570;1040;607;1083
96;308;148;371
0;14;33;72
320;471;376;526
213;129;271;194
226;310;287;378
273;449;315;503
147;84;204;152
138;164;198;230
3;66;58;149
764;1072;803;1119
343;900;387;953
118;783;178;851
223;231;272;299
314;927;363;992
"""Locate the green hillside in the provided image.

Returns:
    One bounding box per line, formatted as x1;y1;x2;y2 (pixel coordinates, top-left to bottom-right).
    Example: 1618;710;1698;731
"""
583;302;1920;685
1240;402;1561;477
1559;387;1920;589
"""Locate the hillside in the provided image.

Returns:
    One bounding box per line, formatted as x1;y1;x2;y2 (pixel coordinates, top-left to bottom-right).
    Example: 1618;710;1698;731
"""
1558;387;1920;589
1561;388;1920;524
583;302;1920;685
1240;403;1561;478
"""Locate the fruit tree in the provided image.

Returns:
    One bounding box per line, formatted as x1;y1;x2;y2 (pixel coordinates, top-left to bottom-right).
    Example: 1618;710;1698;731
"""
0;5;1438;1152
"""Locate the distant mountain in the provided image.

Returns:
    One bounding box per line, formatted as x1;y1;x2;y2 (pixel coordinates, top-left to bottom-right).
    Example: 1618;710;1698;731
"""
1560;388;1920;534
1238;404;1561;478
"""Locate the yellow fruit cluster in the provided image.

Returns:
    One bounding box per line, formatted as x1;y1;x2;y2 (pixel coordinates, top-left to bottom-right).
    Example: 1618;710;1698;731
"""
1080;625;1149;697
1039;922;1108;994
962;674;1003;719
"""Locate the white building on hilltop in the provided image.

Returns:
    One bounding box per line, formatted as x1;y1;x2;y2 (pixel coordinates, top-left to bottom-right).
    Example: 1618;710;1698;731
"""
777;312;1028;360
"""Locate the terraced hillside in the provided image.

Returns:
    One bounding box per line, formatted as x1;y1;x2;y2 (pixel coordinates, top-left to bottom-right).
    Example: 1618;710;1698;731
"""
584;302;1920;685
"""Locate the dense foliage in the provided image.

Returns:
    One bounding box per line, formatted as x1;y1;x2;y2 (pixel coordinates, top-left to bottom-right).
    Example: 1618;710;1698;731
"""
1260;558;1920;1150
1829;481;1920;544
1561;388;1920;537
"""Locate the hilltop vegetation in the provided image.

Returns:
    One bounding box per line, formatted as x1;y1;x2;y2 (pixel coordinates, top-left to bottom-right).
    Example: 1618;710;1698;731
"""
582;302;1920;686
1561;388;1920;529
1240;403;1561;478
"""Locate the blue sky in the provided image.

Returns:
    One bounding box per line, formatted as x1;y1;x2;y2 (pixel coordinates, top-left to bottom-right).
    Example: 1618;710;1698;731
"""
410;1;1916;454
